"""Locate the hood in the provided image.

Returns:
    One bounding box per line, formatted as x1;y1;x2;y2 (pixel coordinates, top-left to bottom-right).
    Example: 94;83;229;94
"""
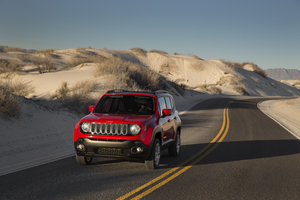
81;113;155;124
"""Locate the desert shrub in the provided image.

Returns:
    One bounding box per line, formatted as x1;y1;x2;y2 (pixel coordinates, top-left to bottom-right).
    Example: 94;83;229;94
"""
1;46;26;53
220;60;247;71
56;82;69;99
233;86;249;95
130;48;147;56
0;87;21;117
208;86;222;94
94;55;161;91
32;57;56;73
0;80;34;117
293;82;300;86
250;63;267;78
15;54;30;62
174;52;179;55
149;49;168;54
38;49;55;53
54;80;98;114
88;46;94;49
293;78;299;80
0;59;22;76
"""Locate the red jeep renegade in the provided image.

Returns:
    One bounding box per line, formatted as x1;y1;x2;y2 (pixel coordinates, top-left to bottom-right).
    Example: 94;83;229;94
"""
74;89;181;169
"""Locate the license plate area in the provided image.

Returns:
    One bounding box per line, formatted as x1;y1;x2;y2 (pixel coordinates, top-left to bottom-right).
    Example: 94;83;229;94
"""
95;147;122;155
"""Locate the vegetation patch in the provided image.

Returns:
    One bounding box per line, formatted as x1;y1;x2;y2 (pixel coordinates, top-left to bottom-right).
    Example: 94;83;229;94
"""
130;48;147;56
220;60;266;78
94;55;161;91
53;81;98;114
32;57;56;73
15;54;30;62
0;80;34;117
0;59;22;77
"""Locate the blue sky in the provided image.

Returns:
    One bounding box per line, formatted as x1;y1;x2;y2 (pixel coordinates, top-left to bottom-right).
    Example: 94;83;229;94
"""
0;0;299;70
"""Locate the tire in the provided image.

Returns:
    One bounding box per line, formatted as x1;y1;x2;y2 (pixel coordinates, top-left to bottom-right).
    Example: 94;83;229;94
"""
145;139;161;169
76;154;93;166
168;131;180;157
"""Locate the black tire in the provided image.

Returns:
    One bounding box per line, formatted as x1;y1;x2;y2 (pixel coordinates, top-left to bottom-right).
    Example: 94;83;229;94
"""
168;131;180;157
76;154;93;166
145;139;161;169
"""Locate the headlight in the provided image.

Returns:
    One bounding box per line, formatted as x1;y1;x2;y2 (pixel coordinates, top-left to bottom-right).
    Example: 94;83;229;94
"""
81;122;91;133
129;125;142;135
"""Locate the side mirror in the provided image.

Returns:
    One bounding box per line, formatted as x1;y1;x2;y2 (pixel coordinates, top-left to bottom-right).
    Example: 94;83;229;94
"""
89;106;95;112
162;109;172;116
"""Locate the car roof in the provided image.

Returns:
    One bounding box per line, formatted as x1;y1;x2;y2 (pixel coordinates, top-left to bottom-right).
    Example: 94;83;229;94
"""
105;89;171;97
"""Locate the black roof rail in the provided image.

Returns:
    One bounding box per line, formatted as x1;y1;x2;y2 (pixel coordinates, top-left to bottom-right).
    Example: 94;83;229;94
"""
106;89;130;93
154;90;169;95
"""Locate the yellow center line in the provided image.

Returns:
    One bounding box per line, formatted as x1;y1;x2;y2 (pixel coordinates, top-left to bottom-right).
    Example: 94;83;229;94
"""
116;102;232;200
131;103;231;200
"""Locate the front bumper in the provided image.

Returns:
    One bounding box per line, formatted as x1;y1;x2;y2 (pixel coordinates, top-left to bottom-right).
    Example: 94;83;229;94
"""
74;138;152;160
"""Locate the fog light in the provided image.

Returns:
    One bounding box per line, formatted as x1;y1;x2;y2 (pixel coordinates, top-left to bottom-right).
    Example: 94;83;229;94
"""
77;143;85;151
136;147;143;153
131;146;143;154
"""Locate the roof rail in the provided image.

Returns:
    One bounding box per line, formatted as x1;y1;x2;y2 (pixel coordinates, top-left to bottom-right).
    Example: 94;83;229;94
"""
154;90;169;95
106;89;130;93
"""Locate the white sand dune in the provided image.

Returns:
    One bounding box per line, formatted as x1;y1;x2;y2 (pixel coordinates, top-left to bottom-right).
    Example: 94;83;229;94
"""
0;48;300;176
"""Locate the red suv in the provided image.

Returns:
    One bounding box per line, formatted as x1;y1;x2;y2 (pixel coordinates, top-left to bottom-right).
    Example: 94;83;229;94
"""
74;89;181;169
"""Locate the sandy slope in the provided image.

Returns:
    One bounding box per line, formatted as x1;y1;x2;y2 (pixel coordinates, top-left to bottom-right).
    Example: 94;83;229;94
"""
258;98;300;139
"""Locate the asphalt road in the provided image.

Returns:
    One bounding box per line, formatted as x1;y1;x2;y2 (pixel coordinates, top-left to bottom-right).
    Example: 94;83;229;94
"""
1;97;300;200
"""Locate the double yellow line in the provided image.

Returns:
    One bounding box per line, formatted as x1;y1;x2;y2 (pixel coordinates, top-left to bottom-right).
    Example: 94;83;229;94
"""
117;102;232;200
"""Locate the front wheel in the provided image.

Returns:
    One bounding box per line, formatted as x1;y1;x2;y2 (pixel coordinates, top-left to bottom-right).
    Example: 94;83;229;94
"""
168;131;180;157
76;154;93;166
145;139;161;169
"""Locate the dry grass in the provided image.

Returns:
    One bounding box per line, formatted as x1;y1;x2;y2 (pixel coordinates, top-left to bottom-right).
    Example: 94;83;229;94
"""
0;59;22;77
36;49;56;54
149;49;168;55
0;80;34;117
15;54;30;62
293;78;299;80
221;60;267;78
130;48;147;56
53;80;98;114
64;52;105;69
94;55;161;91
198;84;222;94
32;57;56;73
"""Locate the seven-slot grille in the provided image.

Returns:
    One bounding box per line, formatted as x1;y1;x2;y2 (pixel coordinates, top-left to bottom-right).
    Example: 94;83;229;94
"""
90;123;128;135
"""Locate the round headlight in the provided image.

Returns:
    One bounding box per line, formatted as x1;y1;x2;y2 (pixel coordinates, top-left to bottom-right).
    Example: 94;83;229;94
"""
81;122;91;133
129;125;141;135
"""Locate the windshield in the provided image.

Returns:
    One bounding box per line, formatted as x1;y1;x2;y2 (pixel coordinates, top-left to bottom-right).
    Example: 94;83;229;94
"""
94;95;156;115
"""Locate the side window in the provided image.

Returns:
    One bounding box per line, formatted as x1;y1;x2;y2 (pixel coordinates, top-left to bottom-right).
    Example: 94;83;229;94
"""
169;97;174;110
165;97;172;110
158;97;166;116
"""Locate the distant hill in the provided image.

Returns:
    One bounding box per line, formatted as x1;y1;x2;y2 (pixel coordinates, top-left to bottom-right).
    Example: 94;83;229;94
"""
265;68;300;80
